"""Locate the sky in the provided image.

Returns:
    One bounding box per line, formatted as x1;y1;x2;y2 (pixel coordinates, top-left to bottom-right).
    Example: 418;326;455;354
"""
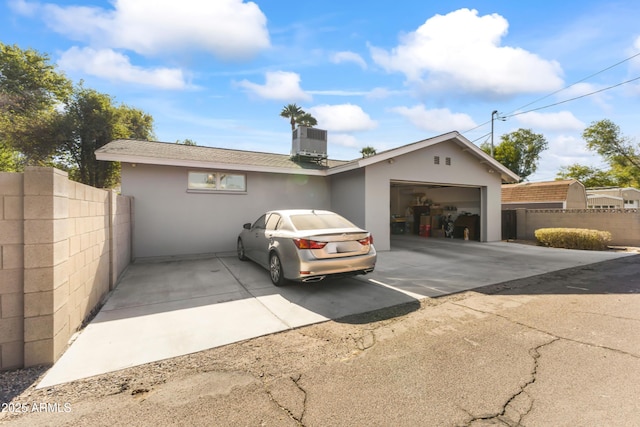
2;0;640;181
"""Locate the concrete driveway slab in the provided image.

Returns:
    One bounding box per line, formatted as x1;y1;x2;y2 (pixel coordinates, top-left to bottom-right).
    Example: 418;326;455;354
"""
38;238;634;388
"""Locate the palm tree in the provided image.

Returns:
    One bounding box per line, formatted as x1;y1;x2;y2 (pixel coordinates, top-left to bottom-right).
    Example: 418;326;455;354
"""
280;104;305;131
360;146;377;158
296;112;317;128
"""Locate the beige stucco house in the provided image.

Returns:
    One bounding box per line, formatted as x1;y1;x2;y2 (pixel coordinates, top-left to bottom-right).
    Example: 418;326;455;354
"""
96;130;519;258
501;179;587;210
586;187;640;209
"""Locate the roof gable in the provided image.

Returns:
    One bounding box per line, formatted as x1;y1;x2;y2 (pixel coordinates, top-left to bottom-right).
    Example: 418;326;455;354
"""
326;131;520;183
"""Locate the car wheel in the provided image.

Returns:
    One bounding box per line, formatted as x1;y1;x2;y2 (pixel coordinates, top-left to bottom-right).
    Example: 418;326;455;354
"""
269;252;286;286
237;239;247;261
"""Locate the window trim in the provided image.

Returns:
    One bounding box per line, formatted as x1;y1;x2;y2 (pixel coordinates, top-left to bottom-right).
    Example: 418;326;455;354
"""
187;170;247;194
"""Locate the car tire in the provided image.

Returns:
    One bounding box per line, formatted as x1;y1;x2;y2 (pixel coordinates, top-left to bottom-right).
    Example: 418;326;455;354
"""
269;252;286;287
237;239;247;261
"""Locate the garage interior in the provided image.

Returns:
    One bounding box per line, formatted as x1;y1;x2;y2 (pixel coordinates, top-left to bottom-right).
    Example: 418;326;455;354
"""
390;180;482;241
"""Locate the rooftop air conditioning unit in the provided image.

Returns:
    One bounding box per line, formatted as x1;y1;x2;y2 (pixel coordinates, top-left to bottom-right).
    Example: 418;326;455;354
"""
291;126;327;163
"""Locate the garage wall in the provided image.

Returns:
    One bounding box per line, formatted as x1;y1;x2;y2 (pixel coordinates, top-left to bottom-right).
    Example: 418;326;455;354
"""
330;168;366;228
364;140;503;251
121;163;331;258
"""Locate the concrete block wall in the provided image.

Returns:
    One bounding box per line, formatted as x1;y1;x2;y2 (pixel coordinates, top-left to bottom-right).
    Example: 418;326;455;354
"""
517;208;640;246
0;167;132;370
0;172;25;369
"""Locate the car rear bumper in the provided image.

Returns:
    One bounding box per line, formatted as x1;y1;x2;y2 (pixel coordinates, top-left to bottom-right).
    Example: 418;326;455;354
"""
290;248;377;282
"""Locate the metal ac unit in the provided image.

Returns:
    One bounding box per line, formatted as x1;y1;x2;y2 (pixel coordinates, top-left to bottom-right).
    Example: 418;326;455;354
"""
292;126;327;162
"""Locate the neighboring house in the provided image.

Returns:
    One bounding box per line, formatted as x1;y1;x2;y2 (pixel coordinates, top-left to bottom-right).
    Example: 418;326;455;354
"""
501;179;587;210
95;129;519;258
586;187;640;209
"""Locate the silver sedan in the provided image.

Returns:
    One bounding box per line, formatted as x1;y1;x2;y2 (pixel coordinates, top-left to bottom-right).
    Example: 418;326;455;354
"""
237;209;377;286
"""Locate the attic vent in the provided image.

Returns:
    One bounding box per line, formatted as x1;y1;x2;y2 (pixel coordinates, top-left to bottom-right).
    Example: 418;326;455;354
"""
291;125;328;163
446;157;451;166
434;156;440;165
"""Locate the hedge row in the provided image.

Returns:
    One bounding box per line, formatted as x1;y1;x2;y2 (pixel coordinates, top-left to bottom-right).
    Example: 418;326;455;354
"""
534;228;612;251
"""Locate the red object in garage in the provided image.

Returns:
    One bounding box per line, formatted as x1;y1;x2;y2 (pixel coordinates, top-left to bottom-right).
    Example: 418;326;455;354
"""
420;224;431;237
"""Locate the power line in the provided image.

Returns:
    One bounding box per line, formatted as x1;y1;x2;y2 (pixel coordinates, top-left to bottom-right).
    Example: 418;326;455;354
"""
505;51;640;115
461;51;640;136
505;75;640;118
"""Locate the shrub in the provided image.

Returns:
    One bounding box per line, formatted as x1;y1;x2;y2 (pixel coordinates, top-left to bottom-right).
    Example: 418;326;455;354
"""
534;228;612;251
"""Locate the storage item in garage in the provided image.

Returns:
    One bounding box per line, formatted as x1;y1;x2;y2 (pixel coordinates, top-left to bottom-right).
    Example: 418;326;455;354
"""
453;214;480;240
412;206;430;234
432;228;445;238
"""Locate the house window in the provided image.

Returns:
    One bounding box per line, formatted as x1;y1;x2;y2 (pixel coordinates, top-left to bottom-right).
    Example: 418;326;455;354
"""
188;171;246;192
434;156;440;165
445;157;451;166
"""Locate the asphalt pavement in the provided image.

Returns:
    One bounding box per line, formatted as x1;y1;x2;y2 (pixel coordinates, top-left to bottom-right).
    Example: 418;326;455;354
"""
2;247;639;426
37;237;633;388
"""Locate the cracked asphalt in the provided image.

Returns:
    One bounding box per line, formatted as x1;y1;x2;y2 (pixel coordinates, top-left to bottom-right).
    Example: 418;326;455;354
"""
2;254;639;426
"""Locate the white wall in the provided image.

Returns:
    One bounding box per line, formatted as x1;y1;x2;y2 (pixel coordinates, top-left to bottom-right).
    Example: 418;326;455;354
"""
364;140;504;251
121;163;331;258
330;169;366;228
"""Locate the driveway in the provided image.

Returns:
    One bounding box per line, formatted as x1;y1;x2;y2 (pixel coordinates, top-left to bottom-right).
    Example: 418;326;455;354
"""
38;237;633;387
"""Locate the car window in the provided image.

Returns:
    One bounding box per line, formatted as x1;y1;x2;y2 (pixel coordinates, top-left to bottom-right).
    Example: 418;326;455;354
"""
252;214;266;230
289;213;356;230
265;214;281;231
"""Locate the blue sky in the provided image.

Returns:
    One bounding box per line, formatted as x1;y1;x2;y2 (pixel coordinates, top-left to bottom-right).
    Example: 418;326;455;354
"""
2;0;640;181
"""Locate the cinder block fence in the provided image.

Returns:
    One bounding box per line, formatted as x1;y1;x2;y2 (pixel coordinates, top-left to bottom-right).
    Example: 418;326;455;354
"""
516;208;640;246
0;167;132;370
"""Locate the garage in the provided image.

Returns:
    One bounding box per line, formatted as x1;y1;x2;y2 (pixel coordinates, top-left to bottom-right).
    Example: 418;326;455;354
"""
329;132;519;251
390;181;482;241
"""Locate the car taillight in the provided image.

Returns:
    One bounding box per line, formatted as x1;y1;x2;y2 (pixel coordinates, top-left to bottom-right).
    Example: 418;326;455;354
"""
358;235;373;245
294;238;327;249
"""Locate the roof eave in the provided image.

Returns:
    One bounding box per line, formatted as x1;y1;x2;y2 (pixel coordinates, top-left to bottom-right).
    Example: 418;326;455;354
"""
95;151;328;176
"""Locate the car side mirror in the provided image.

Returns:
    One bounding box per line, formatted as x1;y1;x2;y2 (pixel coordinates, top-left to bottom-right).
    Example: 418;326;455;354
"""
243;223;251;230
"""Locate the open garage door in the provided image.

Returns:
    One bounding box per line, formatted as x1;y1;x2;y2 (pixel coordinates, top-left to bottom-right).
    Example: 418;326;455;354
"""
390;180;483;244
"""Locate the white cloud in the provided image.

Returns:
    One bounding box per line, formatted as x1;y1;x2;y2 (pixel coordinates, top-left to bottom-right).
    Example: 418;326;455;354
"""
308;104;378;132
330;134;360;148
236;71;311;101
29;0;270;59
514;111;585;132
369;8;563;96
391;105;476;133
8;0;38;16
58;47;190;89
330;51;367;69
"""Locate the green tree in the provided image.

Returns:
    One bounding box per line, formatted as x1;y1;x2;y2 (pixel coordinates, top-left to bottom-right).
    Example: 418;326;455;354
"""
280;104;318;130
0;43;72;164
57;86;154;188
0;143;22;171
280;103;304;131
556;164;618;188
176;138;197;145
556;120;640;188
481;128;548;180
360;146;376;158
296;112;317;128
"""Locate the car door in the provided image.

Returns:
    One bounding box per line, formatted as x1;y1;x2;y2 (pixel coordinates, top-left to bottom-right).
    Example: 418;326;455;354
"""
245;214;266;264
253;213;281;267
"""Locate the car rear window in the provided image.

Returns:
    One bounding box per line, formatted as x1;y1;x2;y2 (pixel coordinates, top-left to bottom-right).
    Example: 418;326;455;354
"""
290;213;356;230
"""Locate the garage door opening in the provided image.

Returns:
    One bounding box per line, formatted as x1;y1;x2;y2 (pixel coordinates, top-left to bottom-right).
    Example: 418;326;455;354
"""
390;180;482;245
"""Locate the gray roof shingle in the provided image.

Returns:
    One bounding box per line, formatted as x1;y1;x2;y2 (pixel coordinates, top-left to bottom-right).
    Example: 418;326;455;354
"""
96;139;349;171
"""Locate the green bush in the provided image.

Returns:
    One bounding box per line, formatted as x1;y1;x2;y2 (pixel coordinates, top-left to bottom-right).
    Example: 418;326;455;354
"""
534;228;612;251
